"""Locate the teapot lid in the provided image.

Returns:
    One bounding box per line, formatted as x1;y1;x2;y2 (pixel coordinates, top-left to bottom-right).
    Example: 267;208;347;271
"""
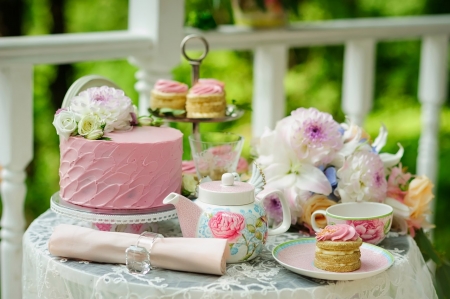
198;173;254;206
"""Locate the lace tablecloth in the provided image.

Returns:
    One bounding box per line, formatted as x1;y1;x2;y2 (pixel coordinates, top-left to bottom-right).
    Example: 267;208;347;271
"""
23;210;437;299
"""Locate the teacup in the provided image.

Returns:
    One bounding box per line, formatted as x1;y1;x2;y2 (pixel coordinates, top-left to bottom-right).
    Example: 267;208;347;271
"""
310;202;393;245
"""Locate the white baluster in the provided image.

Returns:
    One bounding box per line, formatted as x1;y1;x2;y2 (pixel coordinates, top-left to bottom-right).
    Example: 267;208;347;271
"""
128;0;185;115
0;65;33;299
417;34;448;222
342;39;376;126
252;45;288;137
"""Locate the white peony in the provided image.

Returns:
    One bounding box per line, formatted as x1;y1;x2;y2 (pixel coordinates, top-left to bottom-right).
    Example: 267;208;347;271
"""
70;86;134;133
78;114;101;136
52;109;79;140
336;151;387;203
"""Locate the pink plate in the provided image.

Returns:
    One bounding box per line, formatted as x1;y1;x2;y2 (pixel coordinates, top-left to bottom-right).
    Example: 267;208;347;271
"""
272;238;394;280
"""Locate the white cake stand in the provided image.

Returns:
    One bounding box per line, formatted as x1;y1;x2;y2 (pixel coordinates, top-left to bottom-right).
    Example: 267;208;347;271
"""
50;192;178;233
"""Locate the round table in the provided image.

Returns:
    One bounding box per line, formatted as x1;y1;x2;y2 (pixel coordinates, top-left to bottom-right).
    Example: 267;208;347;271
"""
23;210;437;299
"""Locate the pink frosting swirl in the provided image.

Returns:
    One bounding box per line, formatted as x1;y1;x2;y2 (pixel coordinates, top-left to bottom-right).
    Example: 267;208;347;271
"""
154;79;188;93
316;224;360;241
189;83;224;95
198;78;225;88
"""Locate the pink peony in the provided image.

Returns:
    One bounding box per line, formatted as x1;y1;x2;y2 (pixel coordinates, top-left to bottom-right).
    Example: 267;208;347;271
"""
289;108;344;165
387;164;411;202
208;211;245;241
346;219;385;244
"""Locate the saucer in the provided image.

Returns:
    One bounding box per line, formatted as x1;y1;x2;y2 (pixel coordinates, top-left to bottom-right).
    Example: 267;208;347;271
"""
272;238;394;280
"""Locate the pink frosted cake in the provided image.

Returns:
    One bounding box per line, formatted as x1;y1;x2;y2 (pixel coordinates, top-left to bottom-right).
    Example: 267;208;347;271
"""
53;85;183;210
59;126;182;209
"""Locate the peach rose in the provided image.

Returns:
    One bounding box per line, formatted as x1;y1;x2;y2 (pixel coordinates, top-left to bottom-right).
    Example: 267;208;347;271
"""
301;194;336;228
404;175;434;229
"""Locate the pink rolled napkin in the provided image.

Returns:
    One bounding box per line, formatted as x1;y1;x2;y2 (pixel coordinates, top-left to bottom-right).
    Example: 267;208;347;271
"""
48;224;229;275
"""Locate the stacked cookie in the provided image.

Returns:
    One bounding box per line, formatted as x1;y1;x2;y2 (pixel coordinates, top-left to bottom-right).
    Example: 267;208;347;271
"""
150;79;226;118
314;224;362;272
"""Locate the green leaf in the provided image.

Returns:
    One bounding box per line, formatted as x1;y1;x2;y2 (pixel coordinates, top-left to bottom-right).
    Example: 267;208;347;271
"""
384;218;391;235
151;118;163;127
414;228;442;266
231;99;252;112
255;231;262;240
98;137;112;141
255;218;263;228
247;224;256;233
149;107;186;117
435;262;450;299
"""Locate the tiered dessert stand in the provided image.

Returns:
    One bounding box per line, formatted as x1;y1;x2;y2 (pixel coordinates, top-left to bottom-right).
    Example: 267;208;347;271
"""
157;34;244;135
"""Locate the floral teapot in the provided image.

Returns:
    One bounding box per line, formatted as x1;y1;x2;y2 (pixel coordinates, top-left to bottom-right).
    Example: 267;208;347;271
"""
163;170;291;263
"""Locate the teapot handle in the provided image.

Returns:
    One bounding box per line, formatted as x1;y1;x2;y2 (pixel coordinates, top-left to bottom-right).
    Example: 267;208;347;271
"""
256;188;291;236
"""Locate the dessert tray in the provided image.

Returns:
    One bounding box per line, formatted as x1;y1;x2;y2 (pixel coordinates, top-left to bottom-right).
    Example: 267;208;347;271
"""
50;192;177;224
272;238;394;281
157;105;244;123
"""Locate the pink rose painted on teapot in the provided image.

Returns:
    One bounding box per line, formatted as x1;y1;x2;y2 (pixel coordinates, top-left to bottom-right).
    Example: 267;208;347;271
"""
163;171;291;263
208;211;246;241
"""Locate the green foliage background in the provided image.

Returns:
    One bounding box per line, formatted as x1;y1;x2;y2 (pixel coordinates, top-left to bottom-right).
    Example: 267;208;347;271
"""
6;0;450;293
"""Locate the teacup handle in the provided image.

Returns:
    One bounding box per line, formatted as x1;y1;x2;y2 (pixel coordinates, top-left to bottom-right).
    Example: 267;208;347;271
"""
256;189;291;236
311;210;327;232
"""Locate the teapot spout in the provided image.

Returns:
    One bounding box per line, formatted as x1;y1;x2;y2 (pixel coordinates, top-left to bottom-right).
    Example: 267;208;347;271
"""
163;193;203;238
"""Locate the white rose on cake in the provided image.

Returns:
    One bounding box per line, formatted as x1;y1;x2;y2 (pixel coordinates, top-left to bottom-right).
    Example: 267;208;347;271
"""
52;109;79;140
78;114;102;137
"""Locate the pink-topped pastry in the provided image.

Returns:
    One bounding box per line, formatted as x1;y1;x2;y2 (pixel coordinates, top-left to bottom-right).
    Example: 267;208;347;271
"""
186;83;226;118
316;224;359;241
314;224;362;272
198;78;225;88
151;79;188;110
154;79;189;93
189;84;224;95
59;126;183;210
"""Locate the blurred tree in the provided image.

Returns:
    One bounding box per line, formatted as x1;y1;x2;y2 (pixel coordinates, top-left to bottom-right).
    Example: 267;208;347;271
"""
0;0;24;36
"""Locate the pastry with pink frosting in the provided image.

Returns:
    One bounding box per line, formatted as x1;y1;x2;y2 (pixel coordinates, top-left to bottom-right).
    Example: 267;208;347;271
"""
150;79;188;110
314;224;362;272
186;81;226;118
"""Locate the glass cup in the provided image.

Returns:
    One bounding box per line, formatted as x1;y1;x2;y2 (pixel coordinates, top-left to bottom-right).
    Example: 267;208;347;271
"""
189;132;244;181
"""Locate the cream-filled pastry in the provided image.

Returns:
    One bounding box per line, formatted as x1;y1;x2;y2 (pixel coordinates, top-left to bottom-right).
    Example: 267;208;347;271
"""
150;79;188;110
186;83;226;118
314;224;362;272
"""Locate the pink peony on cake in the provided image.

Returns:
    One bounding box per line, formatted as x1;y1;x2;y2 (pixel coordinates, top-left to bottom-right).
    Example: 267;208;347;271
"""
54;85;183;210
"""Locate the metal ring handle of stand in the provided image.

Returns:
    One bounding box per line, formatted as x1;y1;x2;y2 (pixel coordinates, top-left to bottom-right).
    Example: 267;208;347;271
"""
180;34;210;136
180;34;209;85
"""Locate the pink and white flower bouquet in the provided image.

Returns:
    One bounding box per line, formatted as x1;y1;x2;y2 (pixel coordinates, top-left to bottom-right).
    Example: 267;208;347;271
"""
255;107;433;238
53;86;161;140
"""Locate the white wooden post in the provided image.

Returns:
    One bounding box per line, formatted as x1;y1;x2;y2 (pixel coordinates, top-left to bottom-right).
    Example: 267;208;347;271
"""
252;45;288;137
0;65;33;299
342;39;376;126
128;0;185;116
417;35;449;221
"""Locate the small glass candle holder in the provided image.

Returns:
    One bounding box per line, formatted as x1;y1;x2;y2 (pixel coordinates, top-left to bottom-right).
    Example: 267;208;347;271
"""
189;132;244;181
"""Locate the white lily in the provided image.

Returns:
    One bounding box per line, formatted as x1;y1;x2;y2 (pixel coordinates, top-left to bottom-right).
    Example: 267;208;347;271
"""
384;197;411;235
256;127;332;196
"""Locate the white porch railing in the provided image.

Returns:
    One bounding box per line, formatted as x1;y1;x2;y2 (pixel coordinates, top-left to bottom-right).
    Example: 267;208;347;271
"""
0;0;448;297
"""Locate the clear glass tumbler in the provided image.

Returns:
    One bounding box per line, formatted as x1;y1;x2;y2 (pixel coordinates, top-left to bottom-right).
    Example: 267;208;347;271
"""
189;132;244;181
